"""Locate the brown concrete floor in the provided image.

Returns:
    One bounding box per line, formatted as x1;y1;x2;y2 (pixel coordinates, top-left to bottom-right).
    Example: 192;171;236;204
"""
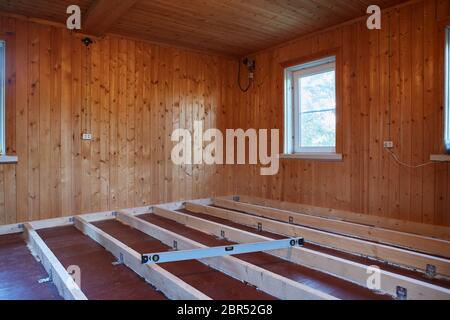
0;233;61;300
37;226;166;300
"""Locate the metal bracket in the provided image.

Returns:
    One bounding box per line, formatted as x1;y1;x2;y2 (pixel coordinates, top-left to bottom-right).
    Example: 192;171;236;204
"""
69;217;74;223
173;240;178;251
141;237;304;265
112;253;124;266
289;216;294;224
220;230;226;239
426;264;436;278
257;223;262;232
38;269;52;284
295;238;305;246
232;196;241;202
38;277;52;284
396;286;407;300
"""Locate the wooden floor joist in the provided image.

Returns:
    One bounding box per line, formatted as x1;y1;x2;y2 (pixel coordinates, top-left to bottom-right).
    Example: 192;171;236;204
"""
213;198;450;259
186;202;450;279
0;223;24;236
233;196;450;241
73;216;211;300
0;211;118;236
152;206;450;300
117;211;337;300
23;223;87;300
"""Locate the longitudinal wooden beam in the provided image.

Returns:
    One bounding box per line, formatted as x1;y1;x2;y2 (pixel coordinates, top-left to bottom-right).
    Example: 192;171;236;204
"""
73;216;211;300
232;195;450;241
0;211;117;236
0;198;212;237
187;202;450;279
0;223;23;235
213;198;450;259
153;207;450;300
23;223;87;300
117;211;337;300
83;0;139;36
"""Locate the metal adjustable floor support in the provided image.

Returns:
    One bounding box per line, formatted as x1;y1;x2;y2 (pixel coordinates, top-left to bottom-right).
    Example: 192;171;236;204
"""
141;237;304;264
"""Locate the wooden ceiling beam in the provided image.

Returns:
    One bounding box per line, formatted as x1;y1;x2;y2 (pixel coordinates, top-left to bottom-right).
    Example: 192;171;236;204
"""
83;0;139;36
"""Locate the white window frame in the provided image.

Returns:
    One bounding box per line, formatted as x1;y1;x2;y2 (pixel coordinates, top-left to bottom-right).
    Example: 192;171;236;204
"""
0;40;5;156
445;27;450;153
284;56;337;156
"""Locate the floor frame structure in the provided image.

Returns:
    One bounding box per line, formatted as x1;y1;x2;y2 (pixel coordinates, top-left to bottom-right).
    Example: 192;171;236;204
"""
1;196;449;301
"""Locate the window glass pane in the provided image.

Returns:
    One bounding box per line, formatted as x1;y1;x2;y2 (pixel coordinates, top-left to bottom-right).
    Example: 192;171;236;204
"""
300;110;336;147
300;70;335;113
298;67;336;149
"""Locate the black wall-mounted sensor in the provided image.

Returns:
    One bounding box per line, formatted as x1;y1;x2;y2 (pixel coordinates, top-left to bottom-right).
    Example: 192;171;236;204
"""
82;37;93;47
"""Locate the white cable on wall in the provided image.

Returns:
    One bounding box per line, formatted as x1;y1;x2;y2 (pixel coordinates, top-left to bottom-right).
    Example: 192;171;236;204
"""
385;148;434;168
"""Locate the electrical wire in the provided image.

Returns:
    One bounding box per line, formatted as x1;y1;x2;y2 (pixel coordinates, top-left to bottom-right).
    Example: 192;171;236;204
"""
385;148;434;169
237;59;252;92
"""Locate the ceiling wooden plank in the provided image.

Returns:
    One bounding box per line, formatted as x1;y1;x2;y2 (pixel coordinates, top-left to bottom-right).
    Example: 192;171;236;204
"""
0;0;410;55
83;0;138;36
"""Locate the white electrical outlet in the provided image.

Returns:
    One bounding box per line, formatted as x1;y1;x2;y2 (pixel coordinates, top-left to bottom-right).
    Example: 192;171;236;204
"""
82;133;93;141
384;141;394;148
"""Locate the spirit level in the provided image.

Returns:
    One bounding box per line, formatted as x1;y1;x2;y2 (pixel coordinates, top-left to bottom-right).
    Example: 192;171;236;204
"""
141;237;304;264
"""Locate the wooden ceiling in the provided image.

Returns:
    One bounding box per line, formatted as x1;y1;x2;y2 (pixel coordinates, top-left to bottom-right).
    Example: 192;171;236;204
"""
0;0;408;56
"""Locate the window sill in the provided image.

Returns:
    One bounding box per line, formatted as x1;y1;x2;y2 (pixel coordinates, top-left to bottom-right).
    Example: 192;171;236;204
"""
280;153;343;161
0;155;18;164
430;154;450;162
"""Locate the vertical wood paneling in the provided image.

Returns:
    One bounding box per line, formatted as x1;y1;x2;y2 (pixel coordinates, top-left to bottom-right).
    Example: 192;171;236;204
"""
60;29;71;217
126;40;136;208
423;0;438;224
80;42;91;213
411;0;425;222
50;28;61;219
134;41;144;206
399;5;412;220
14;19;28;223
27;23;40;221
71;37;82;215
142;43;152;204
39;25;51;220
0;15;234;225
90;39;101;212
99;37;110;211
109;37;119;210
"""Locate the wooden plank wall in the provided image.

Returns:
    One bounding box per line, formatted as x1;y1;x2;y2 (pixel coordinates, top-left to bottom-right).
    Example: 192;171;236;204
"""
0;15;234;225
233;0;450;227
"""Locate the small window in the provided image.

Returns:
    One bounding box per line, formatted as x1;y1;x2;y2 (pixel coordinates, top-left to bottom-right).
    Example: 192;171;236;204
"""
285;56;337;155
0;40;5;155
445;27;450;152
